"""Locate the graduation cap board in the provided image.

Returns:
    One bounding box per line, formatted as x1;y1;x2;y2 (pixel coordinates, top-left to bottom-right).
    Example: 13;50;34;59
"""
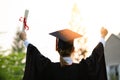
105;34;120;66
49;29;82;50
49;29;82;42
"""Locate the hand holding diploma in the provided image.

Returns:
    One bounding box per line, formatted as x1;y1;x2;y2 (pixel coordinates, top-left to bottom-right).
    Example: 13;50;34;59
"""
19;9;29;41
19;31;27;41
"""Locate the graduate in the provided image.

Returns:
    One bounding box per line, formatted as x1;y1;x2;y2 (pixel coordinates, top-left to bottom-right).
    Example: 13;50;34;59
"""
20;27;108;80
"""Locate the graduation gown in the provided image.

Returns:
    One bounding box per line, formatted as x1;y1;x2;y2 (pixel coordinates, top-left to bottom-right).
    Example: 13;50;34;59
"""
22;42;107;80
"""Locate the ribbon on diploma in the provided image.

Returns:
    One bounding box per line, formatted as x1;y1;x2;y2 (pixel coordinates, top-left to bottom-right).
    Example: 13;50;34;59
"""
19;17;29;30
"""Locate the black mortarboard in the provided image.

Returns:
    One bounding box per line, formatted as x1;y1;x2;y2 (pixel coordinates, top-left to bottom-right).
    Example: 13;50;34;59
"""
49;29;82;50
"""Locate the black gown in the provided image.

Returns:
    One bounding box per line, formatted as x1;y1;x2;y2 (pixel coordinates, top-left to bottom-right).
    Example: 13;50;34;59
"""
22;42;107;80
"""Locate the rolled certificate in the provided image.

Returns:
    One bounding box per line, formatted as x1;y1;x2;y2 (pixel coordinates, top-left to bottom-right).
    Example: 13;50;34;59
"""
22;9;29;31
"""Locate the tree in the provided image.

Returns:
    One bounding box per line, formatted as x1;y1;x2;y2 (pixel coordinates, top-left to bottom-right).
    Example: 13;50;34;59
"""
0;27;26;80
69;3;88;63
12;27;25;53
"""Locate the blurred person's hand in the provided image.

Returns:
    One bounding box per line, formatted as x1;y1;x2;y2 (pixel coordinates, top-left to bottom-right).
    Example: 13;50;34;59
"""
100;27;108;38
19;31;27;41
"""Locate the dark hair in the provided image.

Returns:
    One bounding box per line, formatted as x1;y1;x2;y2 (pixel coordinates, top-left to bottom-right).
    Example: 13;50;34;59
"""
57;39;74;57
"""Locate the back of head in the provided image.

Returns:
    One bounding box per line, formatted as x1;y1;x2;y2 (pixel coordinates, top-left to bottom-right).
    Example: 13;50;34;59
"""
57;39;74;57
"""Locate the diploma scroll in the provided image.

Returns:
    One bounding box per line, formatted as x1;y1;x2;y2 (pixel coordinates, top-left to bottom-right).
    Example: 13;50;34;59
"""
22;9;29;31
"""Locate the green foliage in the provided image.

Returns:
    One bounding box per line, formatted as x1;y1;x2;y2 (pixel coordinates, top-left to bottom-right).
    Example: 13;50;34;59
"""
0;52;26;80
0;27;26;80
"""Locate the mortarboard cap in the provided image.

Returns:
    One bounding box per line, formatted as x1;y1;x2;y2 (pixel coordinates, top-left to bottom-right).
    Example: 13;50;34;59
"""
49;29;82;42
49;29;82;50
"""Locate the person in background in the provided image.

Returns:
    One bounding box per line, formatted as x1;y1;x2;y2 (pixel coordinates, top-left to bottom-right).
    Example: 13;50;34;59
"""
20;27;108;80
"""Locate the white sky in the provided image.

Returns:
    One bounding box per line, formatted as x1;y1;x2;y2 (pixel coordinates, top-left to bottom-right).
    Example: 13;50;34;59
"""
0;0;120;61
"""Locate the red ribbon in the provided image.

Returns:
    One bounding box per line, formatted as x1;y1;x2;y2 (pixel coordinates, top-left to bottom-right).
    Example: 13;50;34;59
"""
19;17;29;30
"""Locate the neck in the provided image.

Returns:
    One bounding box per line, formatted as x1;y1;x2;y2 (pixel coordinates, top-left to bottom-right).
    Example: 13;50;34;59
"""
63;57;73;65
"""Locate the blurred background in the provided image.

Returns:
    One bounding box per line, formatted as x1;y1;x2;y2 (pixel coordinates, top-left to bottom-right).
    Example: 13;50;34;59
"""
0;0;120;80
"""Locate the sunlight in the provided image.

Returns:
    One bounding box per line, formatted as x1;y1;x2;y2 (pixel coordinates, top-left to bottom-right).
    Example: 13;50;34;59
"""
0;0;120;62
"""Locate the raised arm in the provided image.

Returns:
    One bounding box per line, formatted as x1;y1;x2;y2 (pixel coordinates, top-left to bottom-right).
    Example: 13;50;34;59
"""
86;27;108;80
19;31;52;80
